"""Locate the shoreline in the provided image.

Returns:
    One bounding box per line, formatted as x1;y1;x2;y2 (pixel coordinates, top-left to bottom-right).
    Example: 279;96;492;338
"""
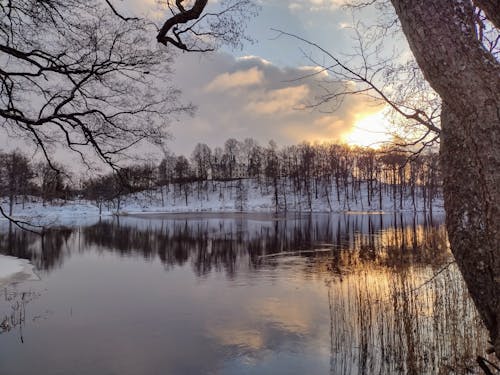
0;254;39;288
122;209;444;220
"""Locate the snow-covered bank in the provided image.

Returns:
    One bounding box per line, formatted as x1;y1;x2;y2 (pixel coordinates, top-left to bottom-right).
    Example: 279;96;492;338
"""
118;181;444;214
0;255;38;288
104;179;444;215
0;200;111;227
1;179;444;226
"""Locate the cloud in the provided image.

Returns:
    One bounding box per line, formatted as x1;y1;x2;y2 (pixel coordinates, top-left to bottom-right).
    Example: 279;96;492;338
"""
0;50;379;168
284;0;345;12
288;2;303;11
246;85;309;115
168;51;377;154
205;67;264;92
237;55;272;65
338;21;352;29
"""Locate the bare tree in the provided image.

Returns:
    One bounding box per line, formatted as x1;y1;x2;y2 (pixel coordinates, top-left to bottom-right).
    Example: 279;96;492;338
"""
174;155;192;205
155;0;259;52
36;162;68;205
191;143;212;181
0;0;258;228
0;1;194;172
82;175;116;215
0;151;33;215
387;0;500;359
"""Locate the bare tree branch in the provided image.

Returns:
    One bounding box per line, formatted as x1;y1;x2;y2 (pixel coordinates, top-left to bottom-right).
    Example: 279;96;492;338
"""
104;0;140;21
157;0;209;49
272;28;441;136
156;0;258;52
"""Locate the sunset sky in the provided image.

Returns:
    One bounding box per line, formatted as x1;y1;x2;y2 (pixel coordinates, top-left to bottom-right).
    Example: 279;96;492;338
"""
127;0;395;153
0;0;399;163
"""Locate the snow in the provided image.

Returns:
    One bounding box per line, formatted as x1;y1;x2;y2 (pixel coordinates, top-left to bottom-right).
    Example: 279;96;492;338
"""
0;199;110;227
112;179;445;215
0;179;444;226
0;254;38;288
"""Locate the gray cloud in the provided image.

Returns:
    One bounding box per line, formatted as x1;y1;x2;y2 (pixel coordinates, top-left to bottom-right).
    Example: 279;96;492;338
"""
167;52;377;153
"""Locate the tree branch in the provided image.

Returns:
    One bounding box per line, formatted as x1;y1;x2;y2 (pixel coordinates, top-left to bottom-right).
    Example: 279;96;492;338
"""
104;0;139;21
156;0;209;49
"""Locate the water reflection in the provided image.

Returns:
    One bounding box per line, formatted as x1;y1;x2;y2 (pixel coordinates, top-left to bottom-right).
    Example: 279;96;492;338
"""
0;214;450;275
0;214;494;374
0;225;73;271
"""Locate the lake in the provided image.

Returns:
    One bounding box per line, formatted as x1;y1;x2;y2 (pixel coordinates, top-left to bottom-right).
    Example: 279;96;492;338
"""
0;213;490;374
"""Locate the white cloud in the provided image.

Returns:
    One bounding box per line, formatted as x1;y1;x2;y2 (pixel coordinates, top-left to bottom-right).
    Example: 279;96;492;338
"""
205;67;264;92
288;2;303;11
237;55;272;65
167;51;376;153
284;0;346;12
338;21;352;29
246;85;310;114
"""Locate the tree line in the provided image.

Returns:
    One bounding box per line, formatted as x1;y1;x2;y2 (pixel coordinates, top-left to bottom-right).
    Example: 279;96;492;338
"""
0;138;441;214
0;151;69;216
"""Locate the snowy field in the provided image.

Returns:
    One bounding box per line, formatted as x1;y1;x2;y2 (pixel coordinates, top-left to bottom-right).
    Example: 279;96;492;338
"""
0;179;444;227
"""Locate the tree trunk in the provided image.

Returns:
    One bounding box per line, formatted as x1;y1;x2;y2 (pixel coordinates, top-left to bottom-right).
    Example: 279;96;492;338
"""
391;0;500;357
8;192;13;216
441;103;499;353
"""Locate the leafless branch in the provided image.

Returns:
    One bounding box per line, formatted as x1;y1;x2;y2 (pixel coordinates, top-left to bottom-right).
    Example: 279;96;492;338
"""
104;0;140;21
272;28;441;137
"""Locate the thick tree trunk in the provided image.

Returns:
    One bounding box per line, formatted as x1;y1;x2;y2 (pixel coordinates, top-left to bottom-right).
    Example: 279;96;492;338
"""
441;103;499;352
391;0;500;357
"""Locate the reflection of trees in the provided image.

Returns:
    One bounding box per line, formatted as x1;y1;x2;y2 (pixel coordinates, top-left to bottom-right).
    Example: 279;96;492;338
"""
0;289;40;342
0;214;493;371
0;225;72;271
0;215;449;277
79;214;450;278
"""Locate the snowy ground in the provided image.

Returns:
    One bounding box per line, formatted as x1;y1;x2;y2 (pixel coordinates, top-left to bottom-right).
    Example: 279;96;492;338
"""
0;199;110;227
0;179;444;226
117;180;445;215
0;254;38;288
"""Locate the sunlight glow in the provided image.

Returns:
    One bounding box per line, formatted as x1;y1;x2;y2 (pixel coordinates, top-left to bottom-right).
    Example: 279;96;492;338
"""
342;110;393;148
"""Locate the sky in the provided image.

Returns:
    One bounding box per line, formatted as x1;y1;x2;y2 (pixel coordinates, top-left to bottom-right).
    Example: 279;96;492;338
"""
126;0;396;155
0;0;401;168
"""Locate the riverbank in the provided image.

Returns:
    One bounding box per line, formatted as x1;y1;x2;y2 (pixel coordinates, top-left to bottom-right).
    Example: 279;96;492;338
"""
0;197;444;227
1;180;445;226
0;254;38;288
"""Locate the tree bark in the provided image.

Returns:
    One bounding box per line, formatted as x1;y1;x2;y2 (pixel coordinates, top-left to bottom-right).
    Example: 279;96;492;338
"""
391;0;500;357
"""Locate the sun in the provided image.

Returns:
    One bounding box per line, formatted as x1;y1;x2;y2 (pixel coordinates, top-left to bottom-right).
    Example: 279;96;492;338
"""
342;110;393;148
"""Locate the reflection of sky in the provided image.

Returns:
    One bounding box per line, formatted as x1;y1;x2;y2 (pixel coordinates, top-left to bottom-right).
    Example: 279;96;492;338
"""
0;214;489;374
0;249;333;374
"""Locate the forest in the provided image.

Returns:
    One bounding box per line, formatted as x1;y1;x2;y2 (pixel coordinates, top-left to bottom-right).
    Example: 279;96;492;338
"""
0;138;441;214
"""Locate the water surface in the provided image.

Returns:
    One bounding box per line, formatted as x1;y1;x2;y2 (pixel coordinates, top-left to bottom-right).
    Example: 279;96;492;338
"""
0;213;490;374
